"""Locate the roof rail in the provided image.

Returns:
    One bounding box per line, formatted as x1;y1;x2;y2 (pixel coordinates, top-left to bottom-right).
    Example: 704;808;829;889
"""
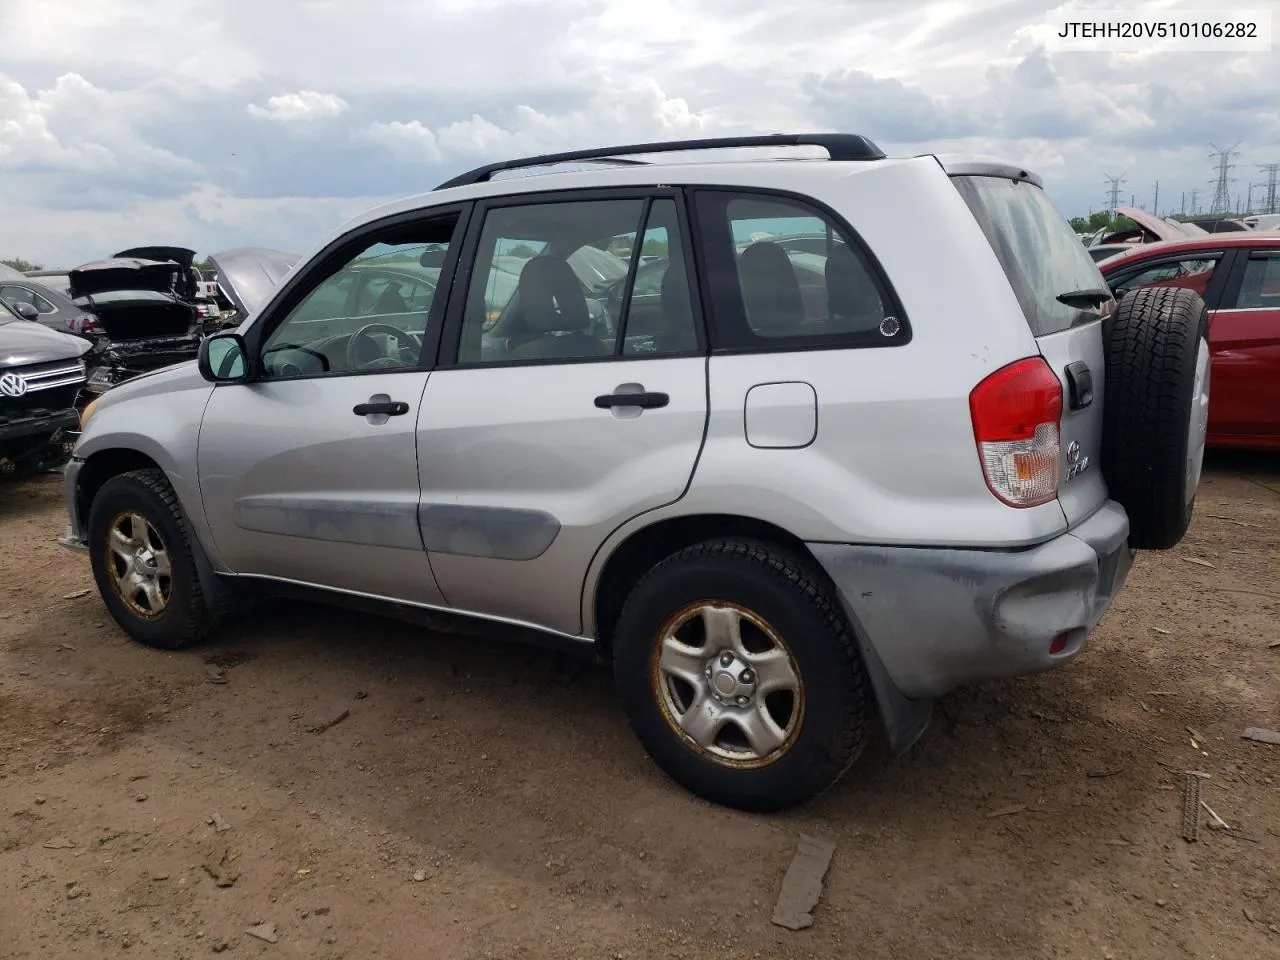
434;133;886;190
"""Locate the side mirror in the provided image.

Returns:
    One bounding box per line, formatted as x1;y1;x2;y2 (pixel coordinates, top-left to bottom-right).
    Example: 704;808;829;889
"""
198;333;249;383
13;302;39;321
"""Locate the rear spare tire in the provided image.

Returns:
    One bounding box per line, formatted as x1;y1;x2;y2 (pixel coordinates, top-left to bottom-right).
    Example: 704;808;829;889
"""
1101;285;1210;550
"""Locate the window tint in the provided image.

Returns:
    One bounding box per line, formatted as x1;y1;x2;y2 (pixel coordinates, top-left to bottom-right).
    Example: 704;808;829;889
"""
1235;254;1280;309
1108;256;1222;301
694;191;898;348
619;199;699;356
456;197;698;365
260;216;457;378
0;284;56;314
952;176;1106;337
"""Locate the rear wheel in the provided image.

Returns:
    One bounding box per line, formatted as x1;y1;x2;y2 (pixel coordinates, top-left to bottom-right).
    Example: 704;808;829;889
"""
613;539;872;812
1101;285;1211;550
88;468;222;650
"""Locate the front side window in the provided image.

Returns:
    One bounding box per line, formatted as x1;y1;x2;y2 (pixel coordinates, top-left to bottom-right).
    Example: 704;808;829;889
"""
455;197;700;365
0;284;56;314
259;215;458;378
694;191;897;348
1233;253;1280;309
1109;256;1222;300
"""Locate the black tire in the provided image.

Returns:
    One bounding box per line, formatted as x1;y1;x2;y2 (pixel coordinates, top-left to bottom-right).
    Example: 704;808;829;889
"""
87;468;222;650
612;539;872;812
1101;285;1211;550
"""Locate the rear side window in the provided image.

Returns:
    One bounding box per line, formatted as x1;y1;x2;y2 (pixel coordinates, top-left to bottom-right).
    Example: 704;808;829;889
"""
1234;253;1280;309
693;190;905;350
1107;256;1222;301
0;284;56;314
952;176;1106;337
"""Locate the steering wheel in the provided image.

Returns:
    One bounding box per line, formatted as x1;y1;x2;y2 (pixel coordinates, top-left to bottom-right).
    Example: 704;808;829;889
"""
346;322;421;370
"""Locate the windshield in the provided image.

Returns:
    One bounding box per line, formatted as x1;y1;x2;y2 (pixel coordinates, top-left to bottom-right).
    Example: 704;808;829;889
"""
952;175;1108;337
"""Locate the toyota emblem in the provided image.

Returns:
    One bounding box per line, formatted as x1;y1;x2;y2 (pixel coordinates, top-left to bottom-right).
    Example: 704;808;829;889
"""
0;372;29;398
1066;440;1081;464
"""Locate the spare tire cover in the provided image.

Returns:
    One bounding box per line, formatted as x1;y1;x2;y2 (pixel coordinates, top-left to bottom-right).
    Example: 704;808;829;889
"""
1100;285;1211;550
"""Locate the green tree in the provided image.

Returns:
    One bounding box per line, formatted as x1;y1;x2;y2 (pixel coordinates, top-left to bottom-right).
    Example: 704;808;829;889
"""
1069;212;1137;235
1;257;42;272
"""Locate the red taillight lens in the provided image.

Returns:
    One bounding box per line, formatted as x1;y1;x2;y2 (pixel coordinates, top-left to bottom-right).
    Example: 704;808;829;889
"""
969;357;1062;508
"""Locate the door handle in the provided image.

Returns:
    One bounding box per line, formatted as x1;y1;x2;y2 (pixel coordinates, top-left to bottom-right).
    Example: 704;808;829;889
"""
353;400;410;417
594;391;669;410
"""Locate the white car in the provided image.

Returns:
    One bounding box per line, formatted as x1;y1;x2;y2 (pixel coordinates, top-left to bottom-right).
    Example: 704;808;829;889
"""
63;134;1209;810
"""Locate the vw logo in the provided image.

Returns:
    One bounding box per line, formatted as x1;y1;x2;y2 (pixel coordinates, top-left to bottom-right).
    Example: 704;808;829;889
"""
0;373;29;398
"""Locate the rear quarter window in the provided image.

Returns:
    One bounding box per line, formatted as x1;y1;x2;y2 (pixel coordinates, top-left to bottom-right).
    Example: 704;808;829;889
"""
952;176;1106;337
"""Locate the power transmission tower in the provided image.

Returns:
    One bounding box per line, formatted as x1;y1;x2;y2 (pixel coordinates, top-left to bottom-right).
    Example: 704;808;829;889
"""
1260;163;1280;215
1190;189;1199;215
1208;142;1240;216
1103;172;1126;214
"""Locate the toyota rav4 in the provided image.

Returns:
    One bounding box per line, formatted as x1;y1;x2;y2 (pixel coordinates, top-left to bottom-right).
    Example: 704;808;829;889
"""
61;134;1210;811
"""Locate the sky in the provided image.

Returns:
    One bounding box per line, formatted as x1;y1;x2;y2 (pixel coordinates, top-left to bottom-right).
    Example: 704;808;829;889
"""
1;0;1277;266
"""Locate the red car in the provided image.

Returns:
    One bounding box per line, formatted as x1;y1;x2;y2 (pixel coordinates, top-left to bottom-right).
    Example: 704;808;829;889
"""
1100;233;1280;451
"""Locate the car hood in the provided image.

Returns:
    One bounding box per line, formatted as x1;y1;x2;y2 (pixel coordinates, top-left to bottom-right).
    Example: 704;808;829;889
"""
1113;207;1192;242
0;263;26;281
0;308;92;366
207;247;300;316
68;258;178;299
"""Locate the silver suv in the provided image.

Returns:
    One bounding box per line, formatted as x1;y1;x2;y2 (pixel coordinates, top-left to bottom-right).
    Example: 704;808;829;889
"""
62;134;1211;811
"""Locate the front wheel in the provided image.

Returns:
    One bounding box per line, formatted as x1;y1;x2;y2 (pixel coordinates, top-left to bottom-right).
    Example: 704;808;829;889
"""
612;539;872;812
87;468;222;650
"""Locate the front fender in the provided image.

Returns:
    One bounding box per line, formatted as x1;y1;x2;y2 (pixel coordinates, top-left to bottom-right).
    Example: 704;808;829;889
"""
75;362;220;566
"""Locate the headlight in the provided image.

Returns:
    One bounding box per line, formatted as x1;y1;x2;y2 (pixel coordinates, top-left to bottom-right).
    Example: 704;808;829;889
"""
79;396;101;431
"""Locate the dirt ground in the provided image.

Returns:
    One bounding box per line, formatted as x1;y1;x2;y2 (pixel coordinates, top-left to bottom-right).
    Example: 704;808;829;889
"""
0;456;1277;960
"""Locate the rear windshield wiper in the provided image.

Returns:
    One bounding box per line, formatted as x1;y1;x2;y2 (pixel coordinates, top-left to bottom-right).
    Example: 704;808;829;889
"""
1056;288;1112;309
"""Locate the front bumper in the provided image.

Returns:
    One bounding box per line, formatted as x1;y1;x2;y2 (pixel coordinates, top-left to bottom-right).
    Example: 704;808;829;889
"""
0;408;79;446
0;409;80;476
808;500;1132;700
57;456;89;552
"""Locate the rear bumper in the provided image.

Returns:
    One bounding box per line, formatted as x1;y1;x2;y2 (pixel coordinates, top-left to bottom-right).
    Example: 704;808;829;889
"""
808;500;1132;699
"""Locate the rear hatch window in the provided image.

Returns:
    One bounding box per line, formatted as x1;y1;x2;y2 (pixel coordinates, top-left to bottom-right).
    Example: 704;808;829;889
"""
952;174;1110;527
951;175;1107;337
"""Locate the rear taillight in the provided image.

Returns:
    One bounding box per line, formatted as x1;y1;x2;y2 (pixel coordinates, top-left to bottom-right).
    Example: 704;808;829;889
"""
70;314;101;334
969;357;1062;508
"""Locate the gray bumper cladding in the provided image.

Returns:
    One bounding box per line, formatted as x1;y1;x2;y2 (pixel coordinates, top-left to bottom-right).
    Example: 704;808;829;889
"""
58;457;90;552
809;500;1132;700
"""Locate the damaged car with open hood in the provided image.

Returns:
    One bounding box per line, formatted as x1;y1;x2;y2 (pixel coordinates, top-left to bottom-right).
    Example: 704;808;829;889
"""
69;255;205;395
68;247;298;396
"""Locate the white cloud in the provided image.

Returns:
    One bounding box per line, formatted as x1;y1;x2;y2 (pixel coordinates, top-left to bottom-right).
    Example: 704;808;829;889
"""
0;72;200;176
433;79;723;159
0;0;1276;262
0;182;388;267
248;90;349;123
354;120;443;163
